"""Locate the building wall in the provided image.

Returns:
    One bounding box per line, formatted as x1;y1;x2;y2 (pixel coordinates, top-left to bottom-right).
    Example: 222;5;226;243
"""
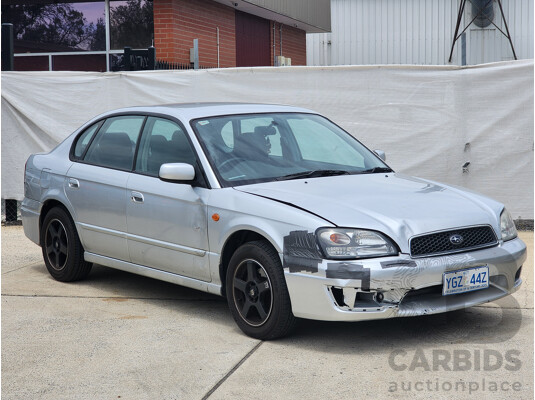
242;0;331;32
154;0;236;67
236;11;271;67
270;22;307;66
5;0;307;71
307;0;534;66
155;0;306;67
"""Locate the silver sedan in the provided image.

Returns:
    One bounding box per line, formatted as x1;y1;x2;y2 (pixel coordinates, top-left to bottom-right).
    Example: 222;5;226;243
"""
21;103;526;339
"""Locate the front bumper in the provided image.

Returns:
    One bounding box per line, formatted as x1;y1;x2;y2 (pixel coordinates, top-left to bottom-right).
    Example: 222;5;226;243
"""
284;237;526;321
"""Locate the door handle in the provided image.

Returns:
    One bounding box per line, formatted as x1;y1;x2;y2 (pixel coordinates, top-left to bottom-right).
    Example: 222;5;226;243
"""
68;178;80;188
131;191;144;203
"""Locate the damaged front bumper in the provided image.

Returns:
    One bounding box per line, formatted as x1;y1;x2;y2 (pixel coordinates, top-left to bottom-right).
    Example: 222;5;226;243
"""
284;237;526;321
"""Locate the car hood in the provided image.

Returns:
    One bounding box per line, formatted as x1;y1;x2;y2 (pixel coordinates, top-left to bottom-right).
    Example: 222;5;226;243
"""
235;173;503;253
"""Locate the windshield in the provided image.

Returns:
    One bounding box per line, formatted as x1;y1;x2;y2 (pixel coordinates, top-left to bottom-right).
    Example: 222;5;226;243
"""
192;113;390;187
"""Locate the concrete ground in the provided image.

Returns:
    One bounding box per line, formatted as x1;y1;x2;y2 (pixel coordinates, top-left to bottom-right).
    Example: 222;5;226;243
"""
2;226;533;400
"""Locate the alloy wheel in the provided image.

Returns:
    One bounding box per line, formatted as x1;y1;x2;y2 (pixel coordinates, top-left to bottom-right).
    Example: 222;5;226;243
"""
45;218;69;271
232;259;273;327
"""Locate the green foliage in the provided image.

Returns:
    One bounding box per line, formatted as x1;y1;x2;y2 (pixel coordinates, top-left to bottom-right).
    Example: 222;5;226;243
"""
2;1;154;52
110;0;154;50
3;4;105;51
90;18;106;51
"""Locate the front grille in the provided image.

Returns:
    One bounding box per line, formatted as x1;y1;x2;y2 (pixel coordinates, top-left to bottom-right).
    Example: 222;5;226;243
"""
410;226;497;257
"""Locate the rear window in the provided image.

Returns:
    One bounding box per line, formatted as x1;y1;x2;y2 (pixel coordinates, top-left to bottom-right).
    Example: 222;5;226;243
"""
72;122;100;160
83;116;145;170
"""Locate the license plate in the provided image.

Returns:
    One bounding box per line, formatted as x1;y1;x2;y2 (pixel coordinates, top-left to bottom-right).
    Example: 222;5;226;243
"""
442;266;489;296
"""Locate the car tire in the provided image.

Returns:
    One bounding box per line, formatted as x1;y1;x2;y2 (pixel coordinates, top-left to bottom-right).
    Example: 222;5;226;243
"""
226;240;296;340
41;207;92;282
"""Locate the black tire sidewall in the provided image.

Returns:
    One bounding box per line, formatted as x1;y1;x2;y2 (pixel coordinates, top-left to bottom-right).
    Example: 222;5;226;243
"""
41;207;88;281
226;241;294;340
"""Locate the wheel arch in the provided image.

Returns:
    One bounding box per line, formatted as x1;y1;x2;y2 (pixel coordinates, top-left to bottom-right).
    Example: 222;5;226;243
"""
39;199;74;246
219;229;280;297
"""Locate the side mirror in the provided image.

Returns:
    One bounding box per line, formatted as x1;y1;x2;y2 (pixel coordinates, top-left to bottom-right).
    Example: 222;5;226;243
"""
159;163;195;182
373;149;386;162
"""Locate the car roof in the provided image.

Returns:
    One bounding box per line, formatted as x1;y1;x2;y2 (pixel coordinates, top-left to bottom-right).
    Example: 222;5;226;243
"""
99;102;316;121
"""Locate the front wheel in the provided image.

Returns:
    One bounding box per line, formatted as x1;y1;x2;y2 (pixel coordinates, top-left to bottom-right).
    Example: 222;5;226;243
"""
226;240;296;340
41;207;92;282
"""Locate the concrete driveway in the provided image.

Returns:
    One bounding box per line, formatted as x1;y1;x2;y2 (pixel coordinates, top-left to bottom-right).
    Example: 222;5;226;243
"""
2;226;533;399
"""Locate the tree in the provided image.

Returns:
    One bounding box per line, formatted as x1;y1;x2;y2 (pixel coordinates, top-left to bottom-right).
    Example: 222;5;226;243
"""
90;18;106;51
2;4;104;51
110;0;154;50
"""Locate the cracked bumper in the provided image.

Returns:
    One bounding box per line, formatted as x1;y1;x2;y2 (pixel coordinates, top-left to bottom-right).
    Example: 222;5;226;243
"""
284;237;526;321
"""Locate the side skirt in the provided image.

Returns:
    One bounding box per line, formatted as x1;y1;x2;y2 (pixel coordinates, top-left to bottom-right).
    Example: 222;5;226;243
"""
84;252;223;296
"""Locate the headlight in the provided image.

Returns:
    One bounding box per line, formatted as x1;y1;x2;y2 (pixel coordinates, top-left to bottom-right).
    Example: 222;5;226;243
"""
500;208;517;241
316;228;398;259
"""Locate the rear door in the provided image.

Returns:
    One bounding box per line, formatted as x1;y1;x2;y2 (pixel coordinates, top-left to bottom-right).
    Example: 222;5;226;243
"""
126;116;211;281
66;115;145;261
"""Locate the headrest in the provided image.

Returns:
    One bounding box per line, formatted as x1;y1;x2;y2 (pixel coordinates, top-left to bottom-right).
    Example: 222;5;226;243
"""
171;130;190;147
254;126;276;136
99;132;131;148
150;135;168;151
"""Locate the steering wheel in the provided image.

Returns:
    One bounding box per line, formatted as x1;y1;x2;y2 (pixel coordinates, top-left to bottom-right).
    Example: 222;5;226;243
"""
217;156;247;172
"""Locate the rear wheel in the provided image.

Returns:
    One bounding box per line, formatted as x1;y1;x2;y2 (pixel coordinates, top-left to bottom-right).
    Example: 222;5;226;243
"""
226;240;296;340
41;207;92;282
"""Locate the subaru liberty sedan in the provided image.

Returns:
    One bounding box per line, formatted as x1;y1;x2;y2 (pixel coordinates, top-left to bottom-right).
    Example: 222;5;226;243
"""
22;103;526;339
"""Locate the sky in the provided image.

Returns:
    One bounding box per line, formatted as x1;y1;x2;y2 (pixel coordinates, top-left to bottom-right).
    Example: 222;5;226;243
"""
73;1;133;25
74;3;105;24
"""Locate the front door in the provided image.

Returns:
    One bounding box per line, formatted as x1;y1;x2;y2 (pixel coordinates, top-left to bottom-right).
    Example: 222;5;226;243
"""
126;116;211;281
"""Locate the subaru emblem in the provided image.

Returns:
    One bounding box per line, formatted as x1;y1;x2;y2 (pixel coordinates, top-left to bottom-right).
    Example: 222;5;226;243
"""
450;234;464;245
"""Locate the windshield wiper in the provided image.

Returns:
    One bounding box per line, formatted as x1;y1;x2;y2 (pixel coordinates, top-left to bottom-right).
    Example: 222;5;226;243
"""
359;167;393;174
275;170;350;181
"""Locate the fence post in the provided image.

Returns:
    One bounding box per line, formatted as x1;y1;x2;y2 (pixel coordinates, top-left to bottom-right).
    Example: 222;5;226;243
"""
193;39;199;70
124;47;131;70
148;46;156;70
2;23;14;71
2;24;18;223
461;33;466;66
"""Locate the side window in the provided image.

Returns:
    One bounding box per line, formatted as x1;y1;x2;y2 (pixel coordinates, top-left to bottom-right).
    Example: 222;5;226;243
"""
84;116;145;170
135;117;196;177
288;119;365;167
73;122;100;160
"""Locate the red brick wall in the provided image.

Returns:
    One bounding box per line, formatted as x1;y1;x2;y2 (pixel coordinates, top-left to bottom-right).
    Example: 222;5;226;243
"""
154;0;236;68
154;0;306;68
270;22;307;66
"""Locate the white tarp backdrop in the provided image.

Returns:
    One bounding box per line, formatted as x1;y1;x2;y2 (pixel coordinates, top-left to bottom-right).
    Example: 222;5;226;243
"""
2;60;533;218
